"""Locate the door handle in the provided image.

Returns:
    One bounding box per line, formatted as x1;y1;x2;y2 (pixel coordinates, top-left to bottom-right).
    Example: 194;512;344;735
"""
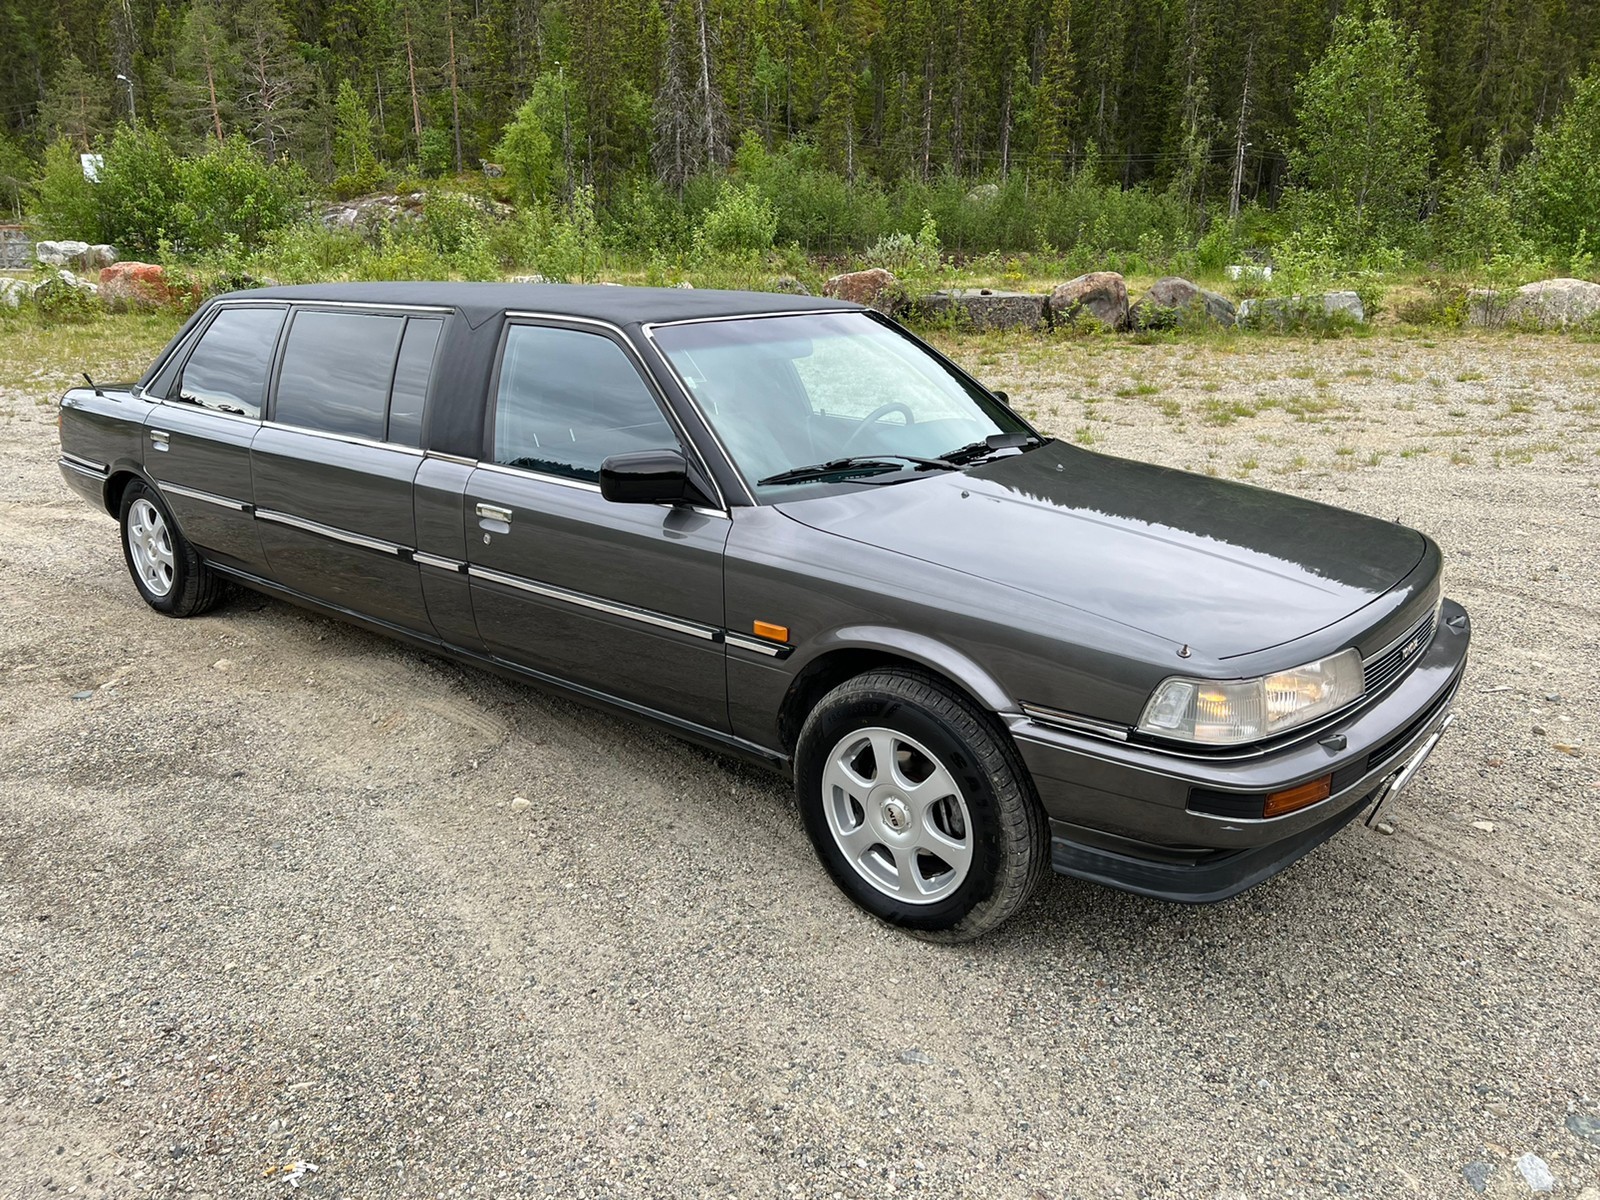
475;502;513;523
149;429;170;452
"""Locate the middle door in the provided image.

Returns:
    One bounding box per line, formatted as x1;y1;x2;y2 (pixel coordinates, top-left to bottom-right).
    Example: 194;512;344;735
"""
464;321;731;732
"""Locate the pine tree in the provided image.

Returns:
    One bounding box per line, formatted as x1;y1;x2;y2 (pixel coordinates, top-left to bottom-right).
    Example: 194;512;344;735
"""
1034;0;1076;177
37;53;111;151
235;0;314;162
171;0;239;147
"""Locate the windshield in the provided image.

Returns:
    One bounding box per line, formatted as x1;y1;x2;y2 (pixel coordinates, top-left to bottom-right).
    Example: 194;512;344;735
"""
650;312;1034;500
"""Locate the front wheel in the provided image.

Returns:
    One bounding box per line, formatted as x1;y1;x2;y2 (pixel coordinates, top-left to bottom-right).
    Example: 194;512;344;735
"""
119;482;225;617
794;668;1047;941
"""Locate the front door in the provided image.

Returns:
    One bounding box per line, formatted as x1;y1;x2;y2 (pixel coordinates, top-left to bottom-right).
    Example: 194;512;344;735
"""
464;320;730;732
144;303;286;574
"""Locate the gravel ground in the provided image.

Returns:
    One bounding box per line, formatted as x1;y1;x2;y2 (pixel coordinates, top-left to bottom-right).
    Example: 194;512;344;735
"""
2;326;1598;1199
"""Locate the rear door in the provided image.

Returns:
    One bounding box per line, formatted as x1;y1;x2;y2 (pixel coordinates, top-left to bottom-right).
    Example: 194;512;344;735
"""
144;303;285;573
250;305;445;634
463;319;731;731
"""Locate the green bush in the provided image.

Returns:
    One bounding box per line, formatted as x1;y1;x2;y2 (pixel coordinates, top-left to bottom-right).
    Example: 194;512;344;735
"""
96;123;181;254
540;185;605;282
1430;143;1528;268
493;94;556;207
171;136;309;253
1513;67;1600;267
31;271;99;324
30;138;100;241
696;181;778;256
420;190;498;279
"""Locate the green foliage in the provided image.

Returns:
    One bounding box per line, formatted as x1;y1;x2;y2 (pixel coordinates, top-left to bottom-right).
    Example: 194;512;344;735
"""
1286;6;1433;259
171;136;309;252
494;95;556;206
31;272;99;324
696;181;778;256
30;139;100;241
419;191;499;280
0;133;31;218
331;79;383;198
540;186;605;282
419;128;453;177
96;124;182;254
1430;142;1528;268
1513;68;1600;267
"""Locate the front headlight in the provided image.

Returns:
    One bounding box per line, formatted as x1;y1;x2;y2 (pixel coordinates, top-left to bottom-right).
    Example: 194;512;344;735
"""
1138;648;1365;745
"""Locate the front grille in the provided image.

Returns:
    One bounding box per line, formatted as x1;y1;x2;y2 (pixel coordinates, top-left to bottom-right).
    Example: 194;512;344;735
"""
1362;605;1437;698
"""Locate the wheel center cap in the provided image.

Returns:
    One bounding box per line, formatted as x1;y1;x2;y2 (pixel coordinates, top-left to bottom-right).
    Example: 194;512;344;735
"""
880;796;911;833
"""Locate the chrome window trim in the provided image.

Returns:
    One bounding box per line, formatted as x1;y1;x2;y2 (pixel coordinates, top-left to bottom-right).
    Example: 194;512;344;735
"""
467;564;721;641
154;397;263;425
724;632;793;658
496;311;730;513
425;450;478;467
277;299;454;314
472;460;603;493
256;508;407;557
60;451;108;475
260;419;426;457
156;480;251;512
642;308;856;329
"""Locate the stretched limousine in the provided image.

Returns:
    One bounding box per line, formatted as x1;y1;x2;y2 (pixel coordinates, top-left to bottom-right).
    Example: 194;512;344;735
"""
58;283;1469;939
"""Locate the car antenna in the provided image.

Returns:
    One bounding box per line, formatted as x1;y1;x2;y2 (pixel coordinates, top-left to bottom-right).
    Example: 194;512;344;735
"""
82;372;103;397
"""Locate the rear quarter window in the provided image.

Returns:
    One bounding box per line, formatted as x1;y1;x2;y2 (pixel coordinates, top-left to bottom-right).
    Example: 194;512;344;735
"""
274;310;405;440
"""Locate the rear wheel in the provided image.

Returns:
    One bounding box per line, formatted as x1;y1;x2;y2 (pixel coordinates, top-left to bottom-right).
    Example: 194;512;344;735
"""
795;668;1047;941
119;482;224;617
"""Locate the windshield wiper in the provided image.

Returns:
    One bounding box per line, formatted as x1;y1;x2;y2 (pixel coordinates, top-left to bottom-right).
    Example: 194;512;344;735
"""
758;454;955;486
941;431;1044;465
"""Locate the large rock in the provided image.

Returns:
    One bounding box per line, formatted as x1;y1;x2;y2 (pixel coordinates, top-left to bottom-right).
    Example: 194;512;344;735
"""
823;267;901;314
1129;277;1236;330
1048;272;1128;330
319;192;427;231
1468;278;1600;329
1238;291;1365;327
86;244;119;269
36;239;91;268
916;289;1049;331
770;276;812;296
0;277;34;308
99;261;183;310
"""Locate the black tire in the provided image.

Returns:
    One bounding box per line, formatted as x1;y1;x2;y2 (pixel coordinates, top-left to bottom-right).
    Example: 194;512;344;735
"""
118;481;225;617
794;668;1048;941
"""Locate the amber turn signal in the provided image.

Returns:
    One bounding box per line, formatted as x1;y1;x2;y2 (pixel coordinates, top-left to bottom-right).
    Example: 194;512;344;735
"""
1262;774;1332;818
752;620;789;643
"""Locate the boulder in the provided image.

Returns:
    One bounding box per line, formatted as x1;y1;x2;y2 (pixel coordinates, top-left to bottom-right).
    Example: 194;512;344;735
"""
0;277;34;308
966;182;1001;204
1238;291;1365;327
1225;263;1272;281
1048;272;1128;330
36;239;91;268
1129;277;1236;330
319;192;427;231
823;267;901;314
508;273;551;284
481;162;506;178
1468;278;1600;329
86;244;119;269
770;276;812;296
916;289;1049;331
99;261;182;310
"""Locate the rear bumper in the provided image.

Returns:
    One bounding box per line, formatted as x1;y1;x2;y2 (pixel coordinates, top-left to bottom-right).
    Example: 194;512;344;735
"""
1010;599;1470;902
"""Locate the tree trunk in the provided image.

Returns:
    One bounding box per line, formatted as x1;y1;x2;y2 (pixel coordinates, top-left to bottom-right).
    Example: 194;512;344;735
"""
1228;38;1253;221
405;13;423;150
447;5;464;172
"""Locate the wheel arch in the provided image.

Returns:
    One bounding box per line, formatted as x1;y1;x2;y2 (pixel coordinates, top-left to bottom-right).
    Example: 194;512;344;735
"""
776;628;1017;754
103;462;157;518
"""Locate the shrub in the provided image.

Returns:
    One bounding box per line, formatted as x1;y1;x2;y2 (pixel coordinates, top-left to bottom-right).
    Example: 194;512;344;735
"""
31;271;99;324
96;123;181;254
696;181;778;256
30;138;99;240
1513;67;1600;267
171;136;309;252
541;185;605;282
494;94;556;207
1430;142;1527;268
420;190;498;279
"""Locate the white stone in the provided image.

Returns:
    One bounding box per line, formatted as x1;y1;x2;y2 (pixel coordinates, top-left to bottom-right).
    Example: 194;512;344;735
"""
1515;1153;1555;1193
0;277;32;308
509;796;531;812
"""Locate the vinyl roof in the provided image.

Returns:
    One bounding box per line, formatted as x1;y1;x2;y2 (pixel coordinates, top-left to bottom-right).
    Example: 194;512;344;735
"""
228;282;857;328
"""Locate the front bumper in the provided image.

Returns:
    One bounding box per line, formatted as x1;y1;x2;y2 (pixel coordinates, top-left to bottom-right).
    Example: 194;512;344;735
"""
1009;598;1470;903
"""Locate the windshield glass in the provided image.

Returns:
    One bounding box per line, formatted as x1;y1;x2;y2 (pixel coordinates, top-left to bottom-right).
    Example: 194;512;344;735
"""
650;312;1033;500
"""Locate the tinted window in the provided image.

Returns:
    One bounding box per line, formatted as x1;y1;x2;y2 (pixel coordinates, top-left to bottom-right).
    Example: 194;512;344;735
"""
493;325;675;481
175;306;286;419
275;310;404;440
386;317;442;446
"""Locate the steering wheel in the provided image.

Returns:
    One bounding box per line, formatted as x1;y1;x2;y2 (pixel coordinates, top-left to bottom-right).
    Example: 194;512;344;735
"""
839;402;916;453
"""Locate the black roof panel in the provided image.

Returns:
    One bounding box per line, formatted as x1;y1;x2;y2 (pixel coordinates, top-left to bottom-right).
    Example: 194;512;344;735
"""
223;282;857;329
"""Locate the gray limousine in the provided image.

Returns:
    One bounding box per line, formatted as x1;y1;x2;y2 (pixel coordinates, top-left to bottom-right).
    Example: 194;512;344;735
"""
57;283;1469;939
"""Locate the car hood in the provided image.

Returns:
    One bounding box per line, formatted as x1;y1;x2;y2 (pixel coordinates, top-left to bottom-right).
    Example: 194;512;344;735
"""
774;444;1427;660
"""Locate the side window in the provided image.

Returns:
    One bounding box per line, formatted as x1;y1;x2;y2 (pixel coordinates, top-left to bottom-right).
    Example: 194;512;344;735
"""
385;317;442;447
492;325;676;481
174;306;286;419
274;310;404;440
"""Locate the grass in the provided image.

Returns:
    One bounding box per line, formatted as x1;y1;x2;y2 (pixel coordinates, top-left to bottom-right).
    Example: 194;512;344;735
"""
0;310;183;398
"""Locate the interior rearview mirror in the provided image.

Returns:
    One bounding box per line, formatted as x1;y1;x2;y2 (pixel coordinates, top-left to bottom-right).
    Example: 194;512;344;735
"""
600;449;691;504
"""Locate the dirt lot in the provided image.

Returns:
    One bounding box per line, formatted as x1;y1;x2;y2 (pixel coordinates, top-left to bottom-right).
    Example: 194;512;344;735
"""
2;321;1598;1199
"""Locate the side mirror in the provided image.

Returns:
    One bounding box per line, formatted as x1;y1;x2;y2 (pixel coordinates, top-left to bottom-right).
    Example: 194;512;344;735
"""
992;389;1011;407
599;448;690;504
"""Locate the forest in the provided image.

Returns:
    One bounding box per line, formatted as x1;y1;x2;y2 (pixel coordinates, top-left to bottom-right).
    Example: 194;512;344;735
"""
1;0;1599;289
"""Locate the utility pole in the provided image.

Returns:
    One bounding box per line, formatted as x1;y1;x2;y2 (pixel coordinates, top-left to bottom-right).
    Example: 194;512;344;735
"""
116;72;136;123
